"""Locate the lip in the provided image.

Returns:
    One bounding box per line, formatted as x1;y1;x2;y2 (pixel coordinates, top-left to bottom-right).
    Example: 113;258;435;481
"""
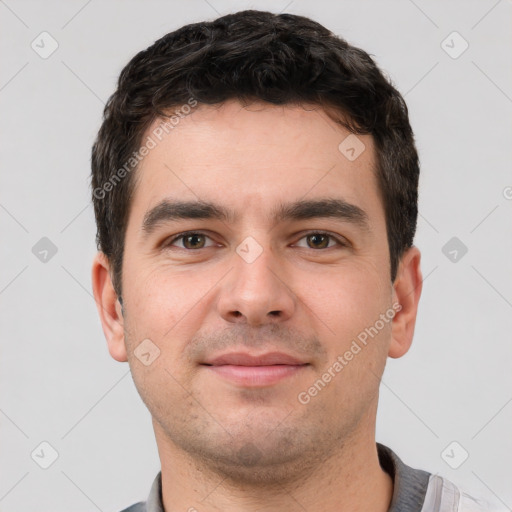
203;351;307;366
201;352;309;387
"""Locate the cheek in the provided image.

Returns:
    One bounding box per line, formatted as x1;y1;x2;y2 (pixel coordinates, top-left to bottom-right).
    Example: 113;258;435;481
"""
298;258;392;388
307;271;391;405
122;267;199;396
303;260;388;334
143;267;185;314
123;261;222;351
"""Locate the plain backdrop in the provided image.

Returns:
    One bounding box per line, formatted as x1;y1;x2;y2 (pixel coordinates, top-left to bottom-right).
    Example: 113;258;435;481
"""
1;1;511;511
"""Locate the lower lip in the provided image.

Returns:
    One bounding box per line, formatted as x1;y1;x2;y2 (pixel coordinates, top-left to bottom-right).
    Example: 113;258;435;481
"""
204;364;308;387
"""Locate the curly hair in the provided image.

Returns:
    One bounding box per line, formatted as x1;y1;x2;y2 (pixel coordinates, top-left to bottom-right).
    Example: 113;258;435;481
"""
91;9;419;298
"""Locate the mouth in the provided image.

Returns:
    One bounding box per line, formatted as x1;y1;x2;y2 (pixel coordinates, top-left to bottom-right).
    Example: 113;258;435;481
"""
200;351;310;387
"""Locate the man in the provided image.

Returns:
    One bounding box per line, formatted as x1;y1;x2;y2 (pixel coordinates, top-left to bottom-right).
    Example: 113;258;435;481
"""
90;10;495;512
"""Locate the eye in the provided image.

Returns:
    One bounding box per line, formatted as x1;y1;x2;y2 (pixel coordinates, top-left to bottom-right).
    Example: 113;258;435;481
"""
294;231;348;250
164;231;216;250
162;230;348;251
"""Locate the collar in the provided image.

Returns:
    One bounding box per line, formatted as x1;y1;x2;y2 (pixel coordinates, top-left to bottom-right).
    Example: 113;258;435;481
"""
377;442;431;511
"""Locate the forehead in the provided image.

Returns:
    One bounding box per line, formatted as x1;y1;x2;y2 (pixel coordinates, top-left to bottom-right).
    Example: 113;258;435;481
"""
128;99;383;230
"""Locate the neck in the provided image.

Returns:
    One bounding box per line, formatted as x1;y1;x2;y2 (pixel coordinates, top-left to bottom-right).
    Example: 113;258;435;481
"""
154;416;393;512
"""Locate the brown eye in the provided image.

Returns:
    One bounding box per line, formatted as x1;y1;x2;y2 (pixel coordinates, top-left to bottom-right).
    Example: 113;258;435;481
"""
294;231;346;250
182;234;206;249
166;232;215;250
306;233;330;249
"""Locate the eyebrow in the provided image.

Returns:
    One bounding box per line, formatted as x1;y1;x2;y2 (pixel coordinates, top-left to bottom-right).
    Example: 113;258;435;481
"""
141;197;371;237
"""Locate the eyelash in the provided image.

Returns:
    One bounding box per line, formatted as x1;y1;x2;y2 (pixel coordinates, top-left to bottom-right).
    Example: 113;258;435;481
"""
162;230;349;250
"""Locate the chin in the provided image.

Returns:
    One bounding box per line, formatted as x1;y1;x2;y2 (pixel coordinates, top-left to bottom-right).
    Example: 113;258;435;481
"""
171;421;328;487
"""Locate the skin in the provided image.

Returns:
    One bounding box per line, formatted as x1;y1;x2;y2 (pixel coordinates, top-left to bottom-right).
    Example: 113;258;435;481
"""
92;99;422;512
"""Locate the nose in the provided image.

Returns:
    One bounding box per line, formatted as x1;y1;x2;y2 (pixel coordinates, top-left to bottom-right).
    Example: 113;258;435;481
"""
217;242;296;327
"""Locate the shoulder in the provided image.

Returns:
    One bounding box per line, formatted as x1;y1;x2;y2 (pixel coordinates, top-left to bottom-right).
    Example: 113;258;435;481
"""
423;474;507;512
118;501;146;512
377;443;505;512
117;471;162;512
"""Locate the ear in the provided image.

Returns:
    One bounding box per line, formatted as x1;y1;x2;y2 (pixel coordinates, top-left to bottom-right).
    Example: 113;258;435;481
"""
91;251;127;362
388;246;423;359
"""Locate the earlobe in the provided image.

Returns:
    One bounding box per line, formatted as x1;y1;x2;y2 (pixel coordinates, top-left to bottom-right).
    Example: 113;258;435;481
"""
388;246;423;359
91;252;128;362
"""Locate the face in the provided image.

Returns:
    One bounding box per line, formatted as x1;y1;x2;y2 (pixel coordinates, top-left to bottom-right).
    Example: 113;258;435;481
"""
94;99;420;484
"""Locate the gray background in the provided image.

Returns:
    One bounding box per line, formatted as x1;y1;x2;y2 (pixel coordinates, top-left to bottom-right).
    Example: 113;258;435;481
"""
1;0;511;510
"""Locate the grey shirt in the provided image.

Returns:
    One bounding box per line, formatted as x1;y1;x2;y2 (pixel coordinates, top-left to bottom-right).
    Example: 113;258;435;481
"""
119;443;493;512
